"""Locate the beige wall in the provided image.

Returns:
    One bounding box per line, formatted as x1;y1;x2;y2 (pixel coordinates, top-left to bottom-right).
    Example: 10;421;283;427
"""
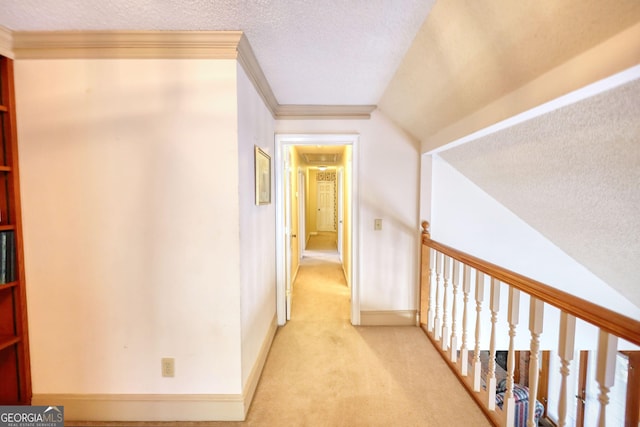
237;64;277;391
17;58;244;397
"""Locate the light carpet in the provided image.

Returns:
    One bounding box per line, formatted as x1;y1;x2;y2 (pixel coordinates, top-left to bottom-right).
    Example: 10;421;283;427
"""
238;233;490;426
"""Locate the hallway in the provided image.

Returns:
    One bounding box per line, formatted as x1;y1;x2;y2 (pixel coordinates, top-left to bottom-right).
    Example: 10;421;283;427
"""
238;234;490;426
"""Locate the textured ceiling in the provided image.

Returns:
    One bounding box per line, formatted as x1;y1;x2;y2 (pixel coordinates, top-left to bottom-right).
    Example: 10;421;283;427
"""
379;0;640;143
0;0;434;106
439;77;640;309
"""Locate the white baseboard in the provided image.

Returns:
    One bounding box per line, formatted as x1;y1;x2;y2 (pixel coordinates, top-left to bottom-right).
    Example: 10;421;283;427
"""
31;393;245;422
360;310;417;326
33;315;279;422
241;314;278;417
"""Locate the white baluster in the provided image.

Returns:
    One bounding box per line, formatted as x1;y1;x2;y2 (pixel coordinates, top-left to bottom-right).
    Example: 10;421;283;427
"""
460;264;471;376
557;312;576;427
473;270;485;392
596;330;618;427
504;287;520;426
427;247;436;333
441;255;451;351
450;259;460;363
487;277;500;411
527;298;544;427
434;251;443;341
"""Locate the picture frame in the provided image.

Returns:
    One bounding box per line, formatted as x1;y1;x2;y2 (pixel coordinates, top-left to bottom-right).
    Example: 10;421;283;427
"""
255;146;271;205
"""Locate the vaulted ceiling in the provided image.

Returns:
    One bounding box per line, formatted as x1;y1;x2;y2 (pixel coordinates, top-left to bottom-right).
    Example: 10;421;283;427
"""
378;0;640;144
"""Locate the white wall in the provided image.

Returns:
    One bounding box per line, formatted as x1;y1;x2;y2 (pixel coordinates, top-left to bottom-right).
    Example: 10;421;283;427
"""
236;64;276;388
427;154;640;350
16;59;244;395
276;110;420;314
419;154;432;226
429;155;639;320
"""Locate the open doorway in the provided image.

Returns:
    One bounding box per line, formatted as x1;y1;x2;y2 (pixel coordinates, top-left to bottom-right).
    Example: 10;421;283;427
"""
275;134;359;326
299;163;338;268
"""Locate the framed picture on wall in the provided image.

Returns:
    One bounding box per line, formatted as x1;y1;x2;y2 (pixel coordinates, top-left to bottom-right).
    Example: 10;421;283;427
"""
255;146;271;205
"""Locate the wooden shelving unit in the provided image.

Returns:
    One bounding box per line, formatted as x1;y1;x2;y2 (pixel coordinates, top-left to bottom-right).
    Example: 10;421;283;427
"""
0;56;31;405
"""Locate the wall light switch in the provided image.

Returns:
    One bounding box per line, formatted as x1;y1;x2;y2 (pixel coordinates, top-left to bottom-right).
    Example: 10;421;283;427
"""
161;358;175;377
374;218;382;231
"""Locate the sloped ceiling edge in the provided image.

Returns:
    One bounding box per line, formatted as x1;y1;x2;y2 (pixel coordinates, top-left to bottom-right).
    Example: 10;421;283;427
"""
438;76;640;310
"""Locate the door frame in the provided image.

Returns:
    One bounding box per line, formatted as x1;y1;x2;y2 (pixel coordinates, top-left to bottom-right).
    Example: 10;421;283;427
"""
337;168;344;261
298;168;306;261
275;133;360;326
283;148;293;320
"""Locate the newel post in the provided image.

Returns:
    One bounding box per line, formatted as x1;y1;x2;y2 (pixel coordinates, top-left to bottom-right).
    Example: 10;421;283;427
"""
420;221;432;328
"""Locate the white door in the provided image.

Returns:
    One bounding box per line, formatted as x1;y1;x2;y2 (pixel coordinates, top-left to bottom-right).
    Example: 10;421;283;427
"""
284;152;293;320
317;181;335;232
298;170;306;259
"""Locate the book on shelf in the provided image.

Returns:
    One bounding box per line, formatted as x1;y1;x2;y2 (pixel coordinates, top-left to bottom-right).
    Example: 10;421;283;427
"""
0;230;15;284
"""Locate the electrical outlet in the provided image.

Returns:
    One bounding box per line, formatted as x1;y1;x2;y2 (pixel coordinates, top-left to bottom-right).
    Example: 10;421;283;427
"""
161;358;175;377
374;218;382;231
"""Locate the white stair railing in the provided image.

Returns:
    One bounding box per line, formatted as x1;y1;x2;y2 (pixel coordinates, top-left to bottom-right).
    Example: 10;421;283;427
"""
557;311;576;427
472;270;485;393
460;264;471;376
596;331;618;427
450;259;460;363
419;221;640;427
503;287;520;426
527;297;544;427
441;255;451;351
434;251;443;342
487;277;500;411
425;247;436;332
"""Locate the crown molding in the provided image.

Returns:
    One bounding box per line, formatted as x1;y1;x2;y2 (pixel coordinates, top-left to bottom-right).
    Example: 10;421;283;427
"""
12;30;245;59
0;26;12;58
275;104;376;120
7;29;373;120
237;34;279;118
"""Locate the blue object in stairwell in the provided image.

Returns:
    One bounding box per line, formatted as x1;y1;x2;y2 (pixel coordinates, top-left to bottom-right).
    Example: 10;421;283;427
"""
495;378;544;427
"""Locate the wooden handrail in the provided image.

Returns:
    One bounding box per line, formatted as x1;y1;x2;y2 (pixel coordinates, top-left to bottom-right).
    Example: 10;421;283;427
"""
421;221;640;347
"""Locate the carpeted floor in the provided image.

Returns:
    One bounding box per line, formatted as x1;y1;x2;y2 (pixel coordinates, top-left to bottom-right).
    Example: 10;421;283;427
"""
236;233;491;426
70;233;491;427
